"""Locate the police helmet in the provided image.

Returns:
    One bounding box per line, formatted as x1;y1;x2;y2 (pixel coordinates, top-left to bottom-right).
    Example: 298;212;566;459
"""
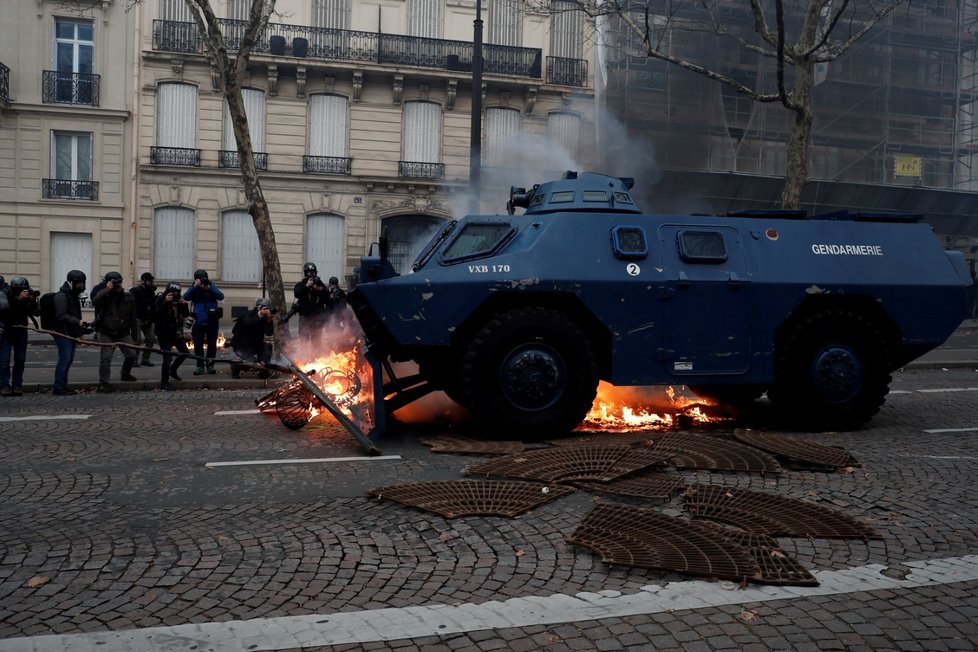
9;276;30;293
67;270;86;284
303;262;318;277
328;276;339;285
165;283;182;297
255;298;273;310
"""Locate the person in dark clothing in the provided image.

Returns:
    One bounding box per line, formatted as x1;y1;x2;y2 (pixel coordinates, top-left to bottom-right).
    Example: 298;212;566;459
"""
154;283;191;391
129;272;157;367
0;276;40;396
183;269;224;375
326;276;348;316
51;270;89;395
92;271;138;392
231;298;274;372
293;262;329;341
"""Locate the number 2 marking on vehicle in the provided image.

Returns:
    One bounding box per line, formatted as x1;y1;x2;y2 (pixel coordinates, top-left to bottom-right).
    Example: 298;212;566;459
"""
626;263;641;276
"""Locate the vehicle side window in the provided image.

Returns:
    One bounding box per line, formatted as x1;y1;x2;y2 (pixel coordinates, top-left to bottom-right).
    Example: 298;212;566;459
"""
442;223;513;261
550;191;574;203
678;230;727;262
611;225;648;260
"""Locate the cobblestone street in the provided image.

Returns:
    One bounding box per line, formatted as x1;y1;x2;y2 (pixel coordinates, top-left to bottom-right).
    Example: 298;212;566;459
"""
1;368;977;651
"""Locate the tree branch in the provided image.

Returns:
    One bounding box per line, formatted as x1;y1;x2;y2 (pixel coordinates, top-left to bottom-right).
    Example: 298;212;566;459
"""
748;0;778;48
814;0;906;62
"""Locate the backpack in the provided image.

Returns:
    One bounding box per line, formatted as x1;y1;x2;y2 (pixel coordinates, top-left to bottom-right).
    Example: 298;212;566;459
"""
39;292;58;331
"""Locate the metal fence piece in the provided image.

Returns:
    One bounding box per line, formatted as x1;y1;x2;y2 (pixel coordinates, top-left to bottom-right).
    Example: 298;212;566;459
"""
567;503;762;582
683;484;882;539
575;470;686;500
420;436;525;455
690;521;818;586
650;432;782;473
465;445;664;484
368;480;574;518
732;429;855;469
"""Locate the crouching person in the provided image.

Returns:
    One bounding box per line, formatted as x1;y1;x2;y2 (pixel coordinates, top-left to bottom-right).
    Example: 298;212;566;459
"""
154;283;190;391
230;298;274;378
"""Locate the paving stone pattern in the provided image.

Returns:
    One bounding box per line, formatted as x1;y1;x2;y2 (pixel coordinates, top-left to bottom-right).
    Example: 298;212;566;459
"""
0;368;977;649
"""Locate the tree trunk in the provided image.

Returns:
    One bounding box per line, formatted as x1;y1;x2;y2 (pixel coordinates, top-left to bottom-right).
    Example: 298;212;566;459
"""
781;60;814;209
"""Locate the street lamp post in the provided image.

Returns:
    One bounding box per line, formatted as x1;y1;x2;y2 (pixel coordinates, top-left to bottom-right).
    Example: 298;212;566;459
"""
469;0;483;215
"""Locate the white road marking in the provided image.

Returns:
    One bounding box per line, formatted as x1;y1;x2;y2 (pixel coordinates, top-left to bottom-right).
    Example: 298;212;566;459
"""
923;427;978;433
4;554;977;652
213;409;262;415
907;455;978;460
205;455;402;467
0;415;91;423
889;390;912;394
916;387;978;393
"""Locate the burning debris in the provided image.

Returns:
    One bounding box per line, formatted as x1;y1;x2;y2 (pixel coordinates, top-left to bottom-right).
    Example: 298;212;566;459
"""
579;383;731;432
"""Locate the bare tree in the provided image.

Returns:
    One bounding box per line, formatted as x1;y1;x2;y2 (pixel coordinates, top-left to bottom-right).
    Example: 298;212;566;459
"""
545;0;907;208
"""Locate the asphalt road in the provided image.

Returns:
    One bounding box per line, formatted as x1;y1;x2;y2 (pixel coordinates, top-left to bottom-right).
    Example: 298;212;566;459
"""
1;367;978;651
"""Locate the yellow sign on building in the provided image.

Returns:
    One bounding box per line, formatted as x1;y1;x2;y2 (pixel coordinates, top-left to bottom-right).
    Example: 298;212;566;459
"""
894;154;922;178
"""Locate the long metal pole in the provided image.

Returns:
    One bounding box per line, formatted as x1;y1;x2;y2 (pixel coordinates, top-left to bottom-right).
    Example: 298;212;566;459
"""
469;0;483;215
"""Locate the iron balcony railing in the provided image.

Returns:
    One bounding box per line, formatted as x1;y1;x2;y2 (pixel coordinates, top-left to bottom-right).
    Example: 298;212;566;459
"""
546;56;588;87
219;150;268;170
0;62;9;102
303;155;352;175
399;161;445;179
41;70;100;106
150;146;201;166
42;179;99;201
153;19;544;80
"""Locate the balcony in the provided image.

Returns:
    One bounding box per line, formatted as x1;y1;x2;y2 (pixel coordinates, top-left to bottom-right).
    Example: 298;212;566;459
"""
153;19;544;80
0;62;9;102
546;56;588;87
303;155;352;175
41;71;100;106
150;146;201;166
399;161;445;179
219;150;268;170
42;179;99;200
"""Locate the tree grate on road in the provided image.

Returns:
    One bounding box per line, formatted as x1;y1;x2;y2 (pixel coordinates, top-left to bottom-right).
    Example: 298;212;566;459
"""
419;435;526;455
683;484;882;539
367;479;575;518
690;520;819;586
464;445;670;484
544;433;659;447
732;429;856;469
648;432;783;473
574;470;686;501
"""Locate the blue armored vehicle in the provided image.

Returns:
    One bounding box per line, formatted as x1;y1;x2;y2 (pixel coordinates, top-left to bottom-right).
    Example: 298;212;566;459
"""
350;172;973;435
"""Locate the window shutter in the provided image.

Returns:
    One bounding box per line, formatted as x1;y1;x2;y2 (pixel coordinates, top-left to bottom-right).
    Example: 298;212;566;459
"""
484;108;521;166
489;0;522;46
154;207;196;281
312;0;351;29
306;213;346;281
307;95;348;157
408;0;443;38
50;232;93;294
550;0;582;59
160;0;192;21
224;88;265;151
227;0;249;20
547;112;581;161
157;83;197;148
221;210;261;282
402;102;441;163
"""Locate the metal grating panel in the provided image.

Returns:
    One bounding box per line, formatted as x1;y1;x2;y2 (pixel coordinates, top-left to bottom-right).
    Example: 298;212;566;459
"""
691;521;818;586
575;470;686;500
650;432;782;473
465;445;664;483
567;504;761;582
367;480;574;518
732;430;855;469
683;484;882;539
545;433;658;447
420;435;526;455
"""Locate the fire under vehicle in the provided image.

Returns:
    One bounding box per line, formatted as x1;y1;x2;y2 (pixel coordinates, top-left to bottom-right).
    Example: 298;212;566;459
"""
347;171;973;437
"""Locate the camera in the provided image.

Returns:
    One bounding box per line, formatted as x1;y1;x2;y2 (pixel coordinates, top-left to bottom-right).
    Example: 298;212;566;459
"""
312;276;324;287
28;289;41;298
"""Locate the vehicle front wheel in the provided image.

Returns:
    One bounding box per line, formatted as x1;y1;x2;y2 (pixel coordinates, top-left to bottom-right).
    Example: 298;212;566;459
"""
460;307;598;437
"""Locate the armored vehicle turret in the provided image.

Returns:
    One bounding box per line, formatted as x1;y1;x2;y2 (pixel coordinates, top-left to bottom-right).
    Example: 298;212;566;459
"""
350;172;973;435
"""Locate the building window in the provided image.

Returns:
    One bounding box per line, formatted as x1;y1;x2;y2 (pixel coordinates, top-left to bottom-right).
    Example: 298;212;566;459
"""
408;0;443;38
154;82;199;165
222;88;266;169
154;207;196;281
46;131;95;200
308;94;349;157
489;0;523;46
226;0;249;20
382;215;445;274
484;107;521;166
306;213;346;282
50;232;93;294
402;101;441;164
312;0;351;29
549;0;583;59
547;112;581;161
160;0;192;21
52;18;96;105
221;210;261;283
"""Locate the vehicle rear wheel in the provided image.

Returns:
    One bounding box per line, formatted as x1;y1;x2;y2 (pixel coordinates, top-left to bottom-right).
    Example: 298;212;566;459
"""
769;308;891;429
460;307;598;437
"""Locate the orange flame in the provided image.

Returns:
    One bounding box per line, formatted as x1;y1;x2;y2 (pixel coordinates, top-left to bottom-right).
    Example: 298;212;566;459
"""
578;382;724;432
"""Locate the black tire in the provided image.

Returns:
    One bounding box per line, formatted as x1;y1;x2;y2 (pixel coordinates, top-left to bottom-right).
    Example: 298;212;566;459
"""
459;307;598;436
769;308;892;429
689;384;767;407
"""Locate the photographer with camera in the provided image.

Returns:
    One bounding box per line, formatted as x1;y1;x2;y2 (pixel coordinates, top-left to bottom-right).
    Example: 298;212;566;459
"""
51;270;90;395
183;269;224;375
292;262;329;341
230;298;275;377
0;276;40;396
154;283;191;391
92;271;139;393
326;276;348;316
129;272;158;367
